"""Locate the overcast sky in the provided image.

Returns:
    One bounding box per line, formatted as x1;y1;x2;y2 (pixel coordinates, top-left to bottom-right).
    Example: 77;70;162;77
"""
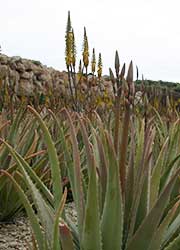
1;0;180;82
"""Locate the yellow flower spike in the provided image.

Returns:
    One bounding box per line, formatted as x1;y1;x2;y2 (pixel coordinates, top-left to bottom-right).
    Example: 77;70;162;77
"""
83;27;89;69
71;29;76;68
65;11;73;68
97;53;102;78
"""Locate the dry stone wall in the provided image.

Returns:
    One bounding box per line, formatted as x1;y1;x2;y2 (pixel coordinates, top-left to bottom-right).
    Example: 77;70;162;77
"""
0;54;70;97
0;54;113;99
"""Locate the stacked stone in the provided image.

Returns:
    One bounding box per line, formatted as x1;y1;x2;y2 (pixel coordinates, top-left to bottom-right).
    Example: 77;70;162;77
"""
0;54;67;97
0;54;113;99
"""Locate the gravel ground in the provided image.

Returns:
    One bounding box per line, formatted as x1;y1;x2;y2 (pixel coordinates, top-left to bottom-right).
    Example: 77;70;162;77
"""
0;215;31;250
0;203;76;250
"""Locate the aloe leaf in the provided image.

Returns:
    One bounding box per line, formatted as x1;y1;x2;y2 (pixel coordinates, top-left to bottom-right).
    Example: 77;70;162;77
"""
150;137;169;208
1;170;45;250
48;109;75;200
126;168;180;250
59;222;75;250
124;121;135;236
148;201;180;250
160;154;180;192
95;132;107;214
53;188;67;250
134;119;145;173
134;164;151;232
63;109;85;238
0;107;25;169
101;132;123;250
162;208;180;246
0;120;10;133
28;106;62;210
163;233;180;250
81;157;102;250
153;107;167;138
127;125;155;239
79;117;102;250
1;140;54;206
1;140;54;247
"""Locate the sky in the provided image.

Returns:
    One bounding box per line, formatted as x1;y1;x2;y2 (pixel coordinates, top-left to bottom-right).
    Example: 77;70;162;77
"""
1;0;180;82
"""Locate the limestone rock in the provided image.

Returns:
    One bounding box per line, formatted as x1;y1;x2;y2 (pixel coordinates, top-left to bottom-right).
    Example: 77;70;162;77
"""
0;54;8;64
20;71;33;80
0;65;9;79
16;62;25;73
16;79;34;96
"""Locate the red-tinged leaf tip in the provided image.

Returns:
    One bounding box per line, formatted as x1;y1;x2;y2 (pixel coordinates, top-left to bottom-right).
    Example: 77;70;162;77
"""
120;63;126;79
126;61;133;84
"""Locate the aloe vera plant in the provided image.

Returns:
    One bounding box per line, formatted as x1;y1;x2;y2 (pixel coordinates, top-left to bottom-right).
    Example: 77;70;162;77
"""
0;107;47;221
0;12;179;249
1;83;179;250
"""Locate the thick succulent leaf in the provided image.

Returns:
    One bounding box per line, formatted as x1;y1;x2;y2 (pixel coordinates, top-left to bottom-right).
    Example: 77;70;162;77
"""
49;109;75;197
148;201;180;250
126;168;180;250
162;208;180;246
63;109;85;238
28;106;62;210
124;120;135;244
53;188;67;250
95;132;107;214
79;117;102;250
134;119;145;172
126;61;133;84
115;50;120;77
0;107;25;169
0;120;10;130
3;142;54;205
81;158;102;250
101;132;123;250
24;130;39;158
1;140;54;248
1;170;45;250
134;171;150;232
128;125;155;239
150;137;169;209
163;233;180;250
59;222;75;250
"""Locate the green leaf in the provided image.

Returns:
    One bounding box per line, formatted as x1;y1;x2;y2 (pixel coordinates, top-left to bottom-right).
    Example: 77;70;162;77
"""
148;200;180;250
150;137;169;209
79;117;102;250
101;132;123;250
163;233;180;250
1;140;54;248
162;207;180;246
126;168;180;250
28;106;62;211
53;188;67;250
1;170;45;250
63;109;85;238
0;107;25;169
